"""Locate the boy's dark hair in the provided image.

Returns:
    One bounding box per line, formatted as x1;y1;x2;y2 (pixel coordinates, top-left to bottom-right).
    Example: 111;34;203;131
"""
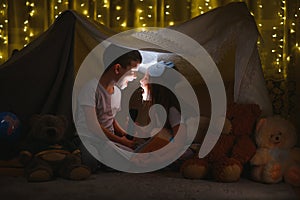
108;50;142;68
103;44;142;73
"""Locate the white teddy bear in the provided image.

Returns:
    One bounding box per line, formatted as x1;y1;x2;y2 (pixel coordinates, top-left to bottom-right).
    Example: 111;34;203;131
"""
250;115;300;187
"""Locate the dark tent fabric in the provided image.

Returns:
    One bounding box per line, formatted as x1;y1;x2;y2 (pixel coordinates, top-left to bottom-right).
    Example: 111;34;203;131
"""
0;2;272;159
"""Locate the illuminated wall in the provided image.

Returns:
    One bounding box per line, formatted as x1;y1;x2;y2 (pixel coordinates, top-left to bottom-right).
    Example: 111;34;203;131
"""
0;0;299;120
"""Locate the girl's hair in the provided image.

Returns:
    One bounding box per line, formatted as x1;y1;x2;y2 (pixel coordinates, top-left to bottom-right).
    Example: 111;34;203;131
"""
148;78;181;130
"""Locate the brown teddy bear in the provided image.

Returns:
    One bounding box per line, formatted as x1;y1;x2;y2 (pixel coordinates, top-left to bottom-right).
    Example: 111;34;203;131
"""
19;114;91;182
250;115;300;187
181;103;261;182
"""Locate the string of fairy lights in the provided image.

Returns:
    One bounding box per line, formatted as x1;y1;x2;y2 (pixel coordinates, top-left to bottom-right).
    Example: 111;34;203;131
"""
0;0;299;82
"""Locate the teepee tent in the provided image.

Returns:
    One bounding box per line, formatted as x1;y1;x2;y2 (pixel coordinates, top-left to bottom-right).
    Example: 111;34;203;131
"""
0;2;272;159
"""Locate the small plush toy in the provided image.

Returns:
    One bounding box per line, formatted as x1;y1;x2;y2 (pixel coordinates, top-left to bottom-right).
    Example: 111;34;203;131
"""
250;115;300;187
181;103;261;182
19;114;91;182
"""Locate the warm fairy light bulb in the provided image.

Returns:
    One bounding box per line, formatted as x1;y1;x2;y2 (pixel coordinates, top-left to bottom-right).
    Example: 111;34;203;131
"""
148;14;152;18
272;34;277;38
272;49;276;53
80;3;84;7
116;16;120;20
278;68;282;73
54;6;58;9
121;22;126;27
165;11;170;15
148;6;153;9
258;23;262;27
169;21;174;26
259;4;262;8
273;27;277;30
290;29;295;33
83;10;88;15
166;5;170;9
58;0;62;3
116;6;122;10
29;10;35;17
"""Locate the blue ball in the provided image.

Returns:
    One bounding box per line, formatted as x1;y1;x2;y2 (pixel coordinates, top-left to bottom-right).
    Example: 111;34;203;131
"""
0;112;21;142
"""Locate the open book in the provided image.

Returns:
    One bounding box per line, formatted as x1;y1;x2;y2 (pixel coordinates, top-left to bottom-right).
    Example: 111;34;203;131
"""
134;128;173;153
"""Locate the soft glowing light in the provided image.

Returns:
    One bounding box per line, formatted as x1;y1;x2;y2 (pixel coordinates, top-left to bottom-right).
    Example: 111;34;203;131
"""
29;10;35;17
116;6;122;10
169;21;174;26
121;22;127;27
83;10;88;15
